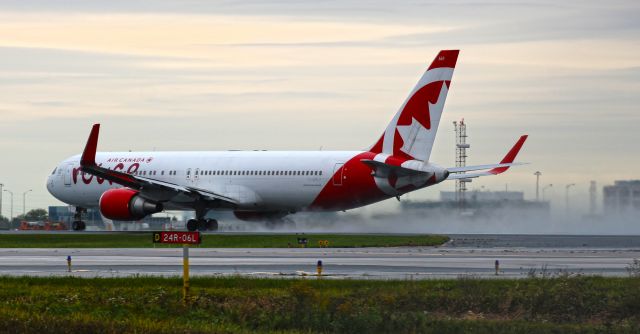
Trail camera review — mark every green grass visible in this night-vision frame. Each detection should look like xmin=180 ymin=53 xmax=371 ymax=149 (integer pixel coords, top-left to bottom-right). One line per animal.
xmin=0 ymin=233 xmax=449 ymax=248
xmin=0 ymin=276 xmax=639 ymax=333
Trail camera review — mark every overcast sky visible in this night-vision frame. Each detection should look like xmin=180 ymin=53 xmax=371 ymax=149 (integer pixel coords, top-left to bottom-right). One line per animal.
xmin=0 ymin=0 xmax=638 ymax=216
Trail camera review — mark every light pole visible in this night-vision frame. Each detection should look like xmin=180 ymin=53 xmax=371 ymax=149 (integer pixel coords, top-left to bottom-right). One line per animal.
xmin=0 ymin=183 xmax=3 ymax=218
xmin=565 ymin=183 xmax=575 ymax=216
xmin=22 ymin=189 xmax=32 ymax=218
xmin=542 ymin=184 xmax=553 ymax=201
xmin=534 ymin=171 xmax=542 ymax=201
xmin=4 ymin=190 xmax=13 ymax=227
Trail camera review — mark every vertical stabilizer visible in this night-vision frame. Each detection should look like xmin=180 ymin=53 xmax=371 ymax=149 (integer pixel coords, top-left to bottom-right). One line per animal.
xmin=370 ymin=50 xmax=459 ymax=162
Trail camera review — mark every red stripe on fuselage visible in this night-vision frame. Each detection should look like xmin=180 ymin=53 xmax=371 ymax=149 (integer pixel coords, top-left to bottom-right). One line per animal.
xmin=309 ymin=152 xmax=389 ymax=211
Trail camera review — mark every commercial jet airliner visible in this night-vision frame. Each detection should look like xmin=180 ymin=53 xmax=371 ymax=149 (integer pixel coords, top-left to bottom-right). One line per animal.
xmin=46 ymin=50 xmax=528 ymax=231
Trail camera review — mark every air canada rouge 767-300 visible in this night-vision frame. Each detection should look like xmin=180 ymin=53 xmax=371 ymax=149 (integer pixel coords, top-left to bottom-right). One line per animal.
xmin=46 ymin=50 xmax=528 ymax=231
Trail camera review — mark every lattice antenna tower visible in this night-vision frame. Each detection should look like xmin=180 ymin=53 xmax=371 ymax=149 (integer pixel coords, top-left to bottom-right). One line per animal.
xmin=453 ymin=119 xmax=470 ymax=206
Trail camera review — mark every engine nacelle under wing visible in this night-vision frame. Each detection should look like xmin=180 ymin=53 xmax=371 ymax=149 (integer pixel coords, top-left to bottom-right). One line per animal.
xmin=99 ymin=188 xmax=163 ymax=221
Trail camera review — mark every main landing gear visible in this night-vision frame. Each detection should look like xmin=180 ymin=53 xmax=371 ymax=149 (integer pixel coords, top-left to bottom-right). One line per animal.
xmin=72 ymin=207 xmax=87 ymax=231
xmin=186 ymin=218 xmax=218 ymax=232
xmin=186 ymin=202 xmax=219 ymax=231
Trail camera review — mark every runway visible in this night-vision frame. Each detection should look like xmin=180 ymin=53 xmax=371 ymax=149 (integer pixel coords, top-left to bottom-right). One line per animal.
xmin=2 ymin=235 xmax=639 ymax=279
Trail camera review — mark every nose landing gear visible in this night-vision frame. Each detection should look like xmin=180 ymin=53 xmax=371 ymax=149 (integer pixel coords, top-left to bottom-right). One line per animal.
xmin=72 ymin=207 xmax=87 ymax=231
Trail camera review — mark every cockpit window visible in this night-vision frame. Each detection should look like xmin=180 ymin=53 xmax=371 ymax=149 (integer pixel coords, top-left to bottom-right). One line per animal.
xmin=51 ymin=167 xmax=57 ymax=175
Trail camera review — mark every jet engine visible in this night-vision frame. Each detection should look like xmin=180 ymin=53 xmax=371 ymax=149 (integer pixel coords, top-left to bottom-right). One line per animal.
xmin=99 ymin=188 xmax=163 ymax=221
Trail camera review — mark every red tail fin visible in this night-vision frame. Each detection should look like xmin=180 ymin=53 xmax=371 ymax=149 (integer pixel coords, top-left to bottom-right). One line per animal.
xmin=370 ymin=50 xmax=459 ymax=162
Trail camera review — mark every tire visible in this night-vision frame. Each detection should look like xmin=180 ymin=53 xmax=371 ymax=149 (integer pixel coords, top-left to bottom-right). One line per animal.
xmin=186 ymin=219 xmax=198 ymax=232
xmin=72 ymin=221 xmax=86 ymax=231
xmin=196 ymin=219 xmax=208 ymax=231
xmin=206 ymin=219 xmax=219 ymax=231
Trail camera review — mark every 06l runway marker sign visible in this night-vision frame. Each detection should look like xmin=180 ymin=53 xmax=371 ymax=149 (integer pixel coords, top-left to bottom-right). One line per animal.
xmin=153 ymin=231 xmax=201 ymax=245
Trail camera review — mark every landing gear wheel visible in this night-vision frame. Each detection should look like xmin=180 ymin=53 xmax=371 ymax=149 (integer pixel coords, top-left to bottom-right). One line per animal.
xmin=186 ymin=219 xmax=198 ymax=232
xmin=72 ymin=220 xmax=86 ymax=231
xmin=205 ymin=219 xmax=219 ymax=231
xmin=196 ymin=219 xmax=208 ymax=231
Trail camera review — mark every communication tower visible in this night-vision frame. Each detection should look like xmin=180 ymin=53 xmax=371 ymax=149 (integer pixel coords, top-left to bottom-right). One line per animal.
xmin=453 ymin=119 xmax=471 ymax=206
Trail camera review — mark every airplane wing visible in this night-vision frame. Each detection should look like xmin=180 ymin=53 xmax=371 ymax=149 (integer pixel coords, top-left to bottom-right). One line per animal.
xmin=80 ymin=124 xmax=237 ymax=208
xmin=446 ymin=135 xmax=528 ymax=180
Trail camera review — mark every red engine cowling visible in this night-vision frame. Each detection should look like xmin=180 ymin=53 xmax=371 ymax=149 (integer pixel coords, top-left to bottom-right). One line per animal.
xmin=99 ymin=188 xmax=163 ymax=221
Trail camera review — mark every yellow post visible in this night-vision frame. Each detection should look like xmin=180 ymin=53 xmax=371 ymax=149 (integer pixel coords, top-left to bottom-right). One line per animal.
xmin=183 ymin=244 xmax=190 ymax=304
xmin=317 ymin=260 xmax=323 ymax=278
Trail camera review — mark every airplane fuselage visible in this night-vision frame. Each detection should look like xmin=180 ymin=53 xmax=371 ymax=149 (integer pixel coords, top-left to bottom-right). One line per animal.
xmin=47 ymin=150 xmax=446 ymax=215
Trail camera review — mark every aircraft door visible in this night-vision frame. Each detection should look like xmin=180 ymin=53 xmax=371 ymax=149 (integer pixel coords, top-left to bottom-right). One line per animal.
xmin=64 ymin=163 xmax=73 ymax=186
xmin=332 ymin=163 xmax=344 ymax=186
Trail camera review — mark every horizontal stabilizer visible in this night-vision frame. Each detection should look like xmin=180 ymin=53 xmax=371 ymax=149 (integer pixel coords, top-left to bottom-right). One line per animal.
xmin=447 ymin=162 xmax=526 ymax=173
xmin=446 ymin=135 xmax=528 ymax=180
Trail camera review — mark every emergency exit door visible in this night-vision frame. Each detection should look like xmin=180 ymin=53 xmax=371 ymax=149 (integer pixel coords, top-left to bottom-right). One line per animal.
xmin=332 ymin=163 xmax=344 ymax=186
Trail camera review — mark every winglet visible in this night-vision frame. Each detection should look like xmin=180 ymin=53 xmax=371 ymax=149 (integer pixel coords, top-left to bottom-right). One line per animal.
xmin=488 ymin=135 xmax=528 ymax=175
xmin=80 ymin=124 xmax=100 ymax=167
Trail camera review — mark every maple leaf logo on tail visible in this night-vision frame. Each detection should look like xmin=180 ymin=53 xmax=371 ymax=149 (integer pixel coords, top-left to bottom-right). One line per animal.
xmin=370 ymin=50 xmax=459 ymax=163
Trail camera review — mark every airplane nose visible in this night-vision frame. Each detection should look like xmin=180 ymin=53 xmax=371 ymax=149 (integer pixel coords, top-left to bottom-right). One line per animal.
xmin=46 ymin=175 xmax=53 ymax=193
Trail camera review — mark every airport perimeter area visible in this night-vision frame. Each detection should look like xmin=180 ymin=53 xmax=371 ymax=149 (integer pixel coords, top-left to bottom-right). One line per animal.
xmin=2 ymin=233 xmax=640 ymax=333
xmin=2 ymin=234 xmax=640 ymax=279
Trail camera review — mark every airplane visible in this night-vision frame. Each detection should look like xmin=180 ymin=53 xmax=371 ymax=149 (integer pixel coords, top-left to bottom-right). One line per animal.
xmin=46 ymin=50 xmax=528 ymax=231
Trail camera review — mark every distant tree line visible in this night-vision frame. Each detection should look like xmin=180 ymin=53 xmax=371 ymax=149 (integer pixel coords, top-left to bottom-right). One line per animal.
xmin=0 ymin=209 xmax=48 ymax=229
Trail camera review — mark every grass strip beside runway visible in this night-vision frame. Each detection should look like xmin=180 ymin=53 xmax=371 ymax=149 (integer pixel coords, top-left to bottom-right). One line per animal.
xmin=0 ymin=276 xmax=639 ymax=333
xmin=0 ymin=233 xmax=449 ymax=248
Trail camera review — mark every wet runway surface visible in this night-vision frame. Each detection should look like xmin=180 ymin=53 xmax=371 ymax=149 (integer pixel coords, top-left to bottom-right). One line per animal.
xmin=2 ymin=235 xmax=640 ymax=279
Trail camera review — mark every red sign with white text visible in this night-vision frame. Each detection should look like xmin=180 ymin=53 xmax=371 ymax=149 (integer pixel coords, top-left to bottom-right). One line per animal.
xmin=153 ymin=231 xmax=201 ymax=245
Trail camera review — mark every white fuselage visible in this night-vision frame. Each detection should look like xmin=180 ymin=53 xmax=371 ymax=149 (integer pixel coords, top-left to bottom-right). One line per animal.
xmin=47 ymin=150 xmax=365 ymax=213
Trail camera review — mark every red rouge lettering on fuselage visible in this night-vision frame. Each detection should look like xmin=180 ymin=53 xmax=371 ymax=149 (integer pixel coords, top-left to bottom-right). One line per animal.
xmin=72 ymin=163 xmax=140 ymax=185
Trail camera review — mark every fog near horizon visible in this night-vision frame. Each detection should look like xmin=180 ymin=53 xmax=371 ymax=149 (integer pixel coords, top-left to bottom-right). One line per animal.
xmin=0 ymin=1 xmax=638 ymax=227
xmin=232 ymin=208 xmax=640 ymax=236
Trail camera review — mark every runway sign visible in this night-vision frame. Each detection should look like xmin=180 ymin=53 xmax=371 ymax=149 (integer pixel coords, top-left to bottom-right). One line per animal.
xmin=153 ymin=231 xmax=201 ymax=245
